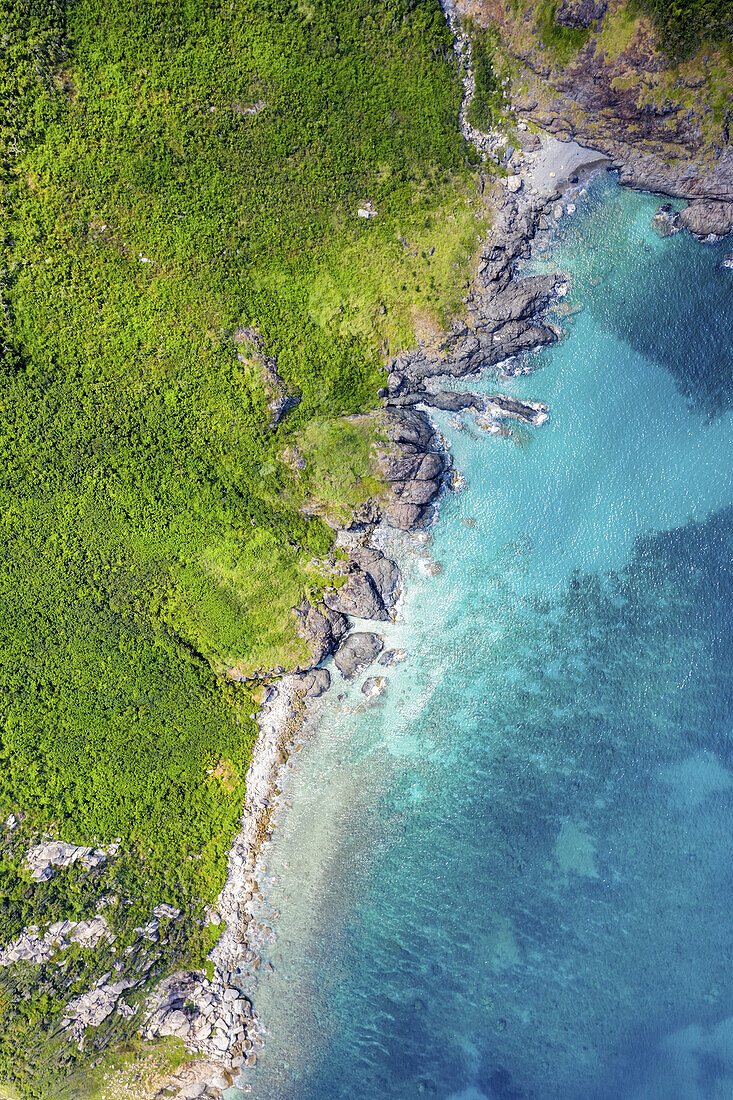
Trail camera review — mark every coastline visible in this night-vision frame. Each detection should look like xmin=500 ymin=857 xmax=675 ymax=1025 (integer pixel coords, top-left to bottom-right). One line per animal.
xmin=181 ymin=140 xmax=607 ymax=1100
xmin=141 ymin=12 xmax=733 ymax=1099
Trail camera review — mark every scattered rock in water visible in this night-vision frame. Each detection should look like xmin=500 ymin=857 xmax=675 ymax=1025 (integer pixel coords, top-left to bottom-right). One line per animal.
xmin=418 ymin=559 xmax=443 ymax=577
xmin=361 ymin=676 xmax=387 ymax=698
xmin=485 ymin=394 xmax=549 ymax=426
xmin=651 ymin=202 xmax=679 ymax=237
xmin=334 ymin=632 xmax=383 ymax=680
xmin=723 ymin=254 xmax=733 ymax=269
xmin=379 ymin=648 xmax=407 ymax=667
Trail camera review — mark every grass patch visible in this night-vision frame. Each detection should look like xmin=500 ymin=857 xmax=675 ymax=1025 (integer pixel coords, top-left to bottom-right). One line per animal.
xmin=536 ymin=0 xmax=591 ymax=62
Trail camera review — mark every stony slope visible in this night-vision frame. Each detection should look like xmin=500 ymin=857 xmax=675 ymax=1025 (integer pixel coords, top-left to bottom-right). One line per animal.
xmin=457 ymin=0 xmax=733 ymax=227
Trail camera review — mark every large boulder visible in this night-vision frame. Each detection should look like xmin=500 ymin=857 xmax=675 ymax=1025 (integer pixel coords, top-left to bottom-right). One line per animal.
xmin=292 ymin=600 xmax=348 ymax=667
xmin=291 ymin=668 xmax=331 ymax=698
xmin=323 ymin=568 xmax=388 ymax=621
xmin=348 ymin=547 xmax=401 ymax=609
xmin=334 ymin=633 xmax=383 ymax=680
xmin=384 ymin=501 xmax=434 ymax=531
xmin=677 ymin=200 xmax=733 ymax=238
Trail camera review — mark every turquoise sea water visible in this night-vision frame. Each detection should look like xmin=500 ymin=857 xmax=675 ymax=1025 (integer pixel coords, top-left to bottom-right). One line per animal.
xmin=239 ymin=176 xmax=733 ymax=1099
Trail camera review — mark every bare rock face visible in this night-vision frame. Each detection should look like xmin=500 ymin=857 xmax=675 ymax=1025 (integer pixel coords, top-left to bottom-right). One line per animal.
xmin=292 ymin=600 xmax=348 ymax=667
xmin=334 ymin=632 xmax=383 ymax=679
xmin=348 ymin=547 xmax=401 ymax=609
xmin=555 ymin=0 xmax=607 ymax=27
xmin=323 ymin=567 xmax=389 ymax=621
xmin=677 ymin=200 xmax=733 ymax=238
xmin=291 ymin=667 xmax=331 ymax=698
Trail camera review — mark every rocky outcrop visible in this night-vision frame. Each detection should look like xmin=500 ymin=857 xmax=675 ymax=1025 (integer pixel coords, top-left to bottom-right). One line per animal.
xmin=323 ymin=566 xmax=389 ymax=621
xmin=65 ymin=977 xmax=138 ymax=1043
xmin=25 ymin=838 xmax=118 ymax=882
xmin=555 ymin=0 xmax=607 ymax=27
xmin=233 ymin=326 xmax=301 ymax=428
xmin=334 ymin=632 xmax=384 ymax=679
xmin=383 ymin=190 xmax=566 ymax=410
xmin=676 ymin=200 xmax=733 ymax=238
xmin=291 ymin=599 xmax=348 ymax=667
xmin=485 ymin=394 xmax=549 ymax=425
xmin=370 ymin=407 xmax=449 ymax=531
xmin=347 ymin=546 xmax=401 ymax=608
xmin=0 ymin=916 xmax=114 ymax=966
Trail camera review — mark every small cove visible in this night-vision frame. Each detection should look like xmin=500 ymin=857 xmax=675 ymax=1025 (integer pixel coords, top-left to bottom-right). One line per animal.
xmin=236 ymin=175 xmax=733 ymax=1099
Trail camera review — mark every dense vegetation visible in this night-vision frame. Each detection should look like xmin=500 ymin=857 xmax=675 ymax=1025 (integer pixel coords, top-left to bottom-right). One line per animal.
xmin=0 ymin=0 xmax=482 ymax=1094
xmin=467 ymin=23 xmax=512 ymax=131
xmin=635 ymin=0 xmax=733 ymax=59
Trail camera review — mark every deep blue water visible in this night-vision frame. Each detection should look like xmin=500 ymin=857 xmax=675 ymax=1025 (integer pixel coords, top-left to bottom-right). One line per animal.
xmin=236 ymin=177 xmax=733 ymax=1100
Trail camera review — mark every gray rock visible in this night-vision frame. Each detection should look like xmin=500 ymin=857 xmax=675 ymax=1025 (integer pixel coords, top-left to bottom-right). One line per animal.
xmin=334 ymin=633 xmax=383 ymax=680
xmin=291 ymin=667 xmax=331 ymax=698
xmin=378 ymin=648 xmax=407 ymax=666
xmin=323 ymin=569 xmax=388 ymax=621
xmin=677 ymin=200 xmax=733 ymax=239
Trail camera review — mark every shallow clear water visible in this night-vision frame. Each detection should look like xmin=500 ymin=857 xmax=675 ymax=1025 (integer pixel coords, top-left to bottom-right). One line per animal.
xmin=238 ymin=177 xmax=733 ymax=1100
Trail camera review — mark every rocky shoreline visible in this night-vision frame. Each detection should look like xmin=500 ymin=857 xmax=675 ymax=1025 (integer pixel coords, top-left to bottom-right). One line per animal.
xmin=141 ymin=9 xmax=733 ymax=1098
